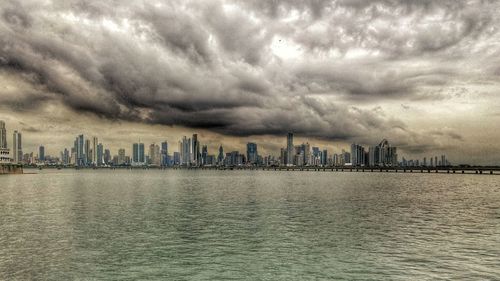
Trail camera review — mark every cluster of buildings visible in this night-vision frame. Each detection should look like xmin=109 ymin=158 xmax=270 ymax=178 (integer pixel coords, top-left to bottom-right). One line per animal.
xmin=0 ymin=120 xmax=452 ymax=168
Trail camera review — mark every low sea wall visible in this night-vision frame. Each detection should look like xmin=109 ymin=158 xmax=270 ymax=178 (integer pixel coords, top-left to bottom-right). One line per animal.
xmin=0 ymin=164 xmax=23 ymax=175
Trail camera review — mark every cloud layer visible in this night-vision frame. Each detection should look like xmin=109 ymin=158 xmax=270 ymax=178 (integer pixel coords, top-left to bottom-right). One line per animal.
xmin=1 ymin=0 xmax=500 ymax=162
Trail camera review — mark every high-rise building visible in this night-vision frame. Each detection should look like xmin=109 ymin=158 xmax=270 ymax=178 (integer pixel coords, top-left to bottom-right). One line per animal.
xmin=85 ymin=139 xmax=91 ymax=165
xmin=286 ymin=133 xmax=294 ymax=166
xmin=104 ymin=149 xmax=111 ymax=165
xmin=118 ymin=148 xmax=126 ymax=165
xmin=12 ymin=130 xmax=22 ymax=164
xmin=74 ymin=135 xmax=85 ymax=166
xmin=246 ymin=142 xmax=258 ymax=164
xmin=132 ymin=143 xmax=145 ymax=165
xmin=97 ymin=143 xmax=104 ymax=166
xmin=161 ymin=141 xmax=169 ymax=166
xmin=0 ymin=121 xmax=7 ymax=149
xmin=378 ymin=139 xmax=398 ymax=166
xmin=173 ymin=152 xmax=181 ymax=165
xmin=217 ymin=145 xmax=224 ymax=165
xmin=321 ymin=149 xmax=328 ymax=166
xmin=149 ymin=143 xmax=161 ymax=166
xmin=91 ymin=137 xmax=98 ymax=165
xmin=179 ymin=137 xmax=191 ymax=166
xmin=201 ymin=145 xmax=208 ymax=166
xmin=62 ymin=148 xmax=70 ymax=165
xmin=351 ymin=143 xmax=366 ymax=166
xmin=368 ymin=146 xmax=380 ymax=167
xmin=191 ymin=134 xmax=200 ymax=165
xmin=39 ymin=145 xmax=45 ymax=162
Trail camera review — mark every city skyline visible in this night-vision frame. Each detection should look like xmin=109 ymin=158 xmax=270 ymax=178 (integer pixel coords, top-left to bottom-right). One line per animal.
xmin=1 ymin=1 xmax=500 ymax=165
xmin=0 ymin=119 xmax=455 ymax=168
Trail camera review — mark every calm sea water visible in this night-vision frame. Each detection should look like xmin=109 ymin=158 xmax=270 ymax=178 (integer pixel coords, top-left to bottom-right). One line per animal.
xmin=1 ymin=169 xmax=499 ymax=280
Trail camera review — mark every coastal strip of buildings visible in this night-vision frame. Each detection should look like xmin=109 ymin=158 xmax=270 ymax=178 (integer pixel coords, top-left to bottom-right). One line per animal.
xmin=1 ymin=120 xmax=452 ymax=169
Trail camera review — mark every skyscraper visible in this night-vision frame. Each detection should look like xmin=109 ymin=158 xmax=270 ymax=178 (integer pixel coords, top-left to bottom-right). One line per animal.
xmin=179 ymin=136 xmax=191 ymax=166
xmin=351 ymin=143 xmax=366 ymax=166
xmin=191 ymin=134 xmax=200 ymax=165
xmin=12 ymin=130 xmax=22 ymax=164
xmin=201 ymin=145 xmax=208 ymax=165
xmin=39 ymin=145 xmax=45 ymax=162
xmin=132 ymin=143 xmax=145 ymax=165
xmin=217 ymin=145 xmax=224 ymax=165
xmin=0 ymin=121 xmax=7 ymax=149
xmin=97 ymin=143 xmax=104 ymax=166
xmin=92 ymin=137 xmax=98 ymax=165
xmin=85 ymin=139 xmax=91 ymax=165
xmin=246 ymin=142 xmax=258 ymax=164
xmin=104 ymin=149 xmax=111 ymax=165
xmin=118 ymin=148 xmax=126 ymax=165
xmin=161 ymin=141 xmax=169 ymax=166
xmin=75 ymin=135 xmax=85 ymax=166
xmin=286 ymin=133 xmax=294 ymax=166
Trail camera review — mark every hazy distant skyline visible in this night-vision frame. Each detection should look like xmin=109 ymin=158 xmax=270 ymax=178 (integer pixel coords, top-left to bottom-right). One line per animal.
xmin=1 ymin=0 xmax=500 ymax=164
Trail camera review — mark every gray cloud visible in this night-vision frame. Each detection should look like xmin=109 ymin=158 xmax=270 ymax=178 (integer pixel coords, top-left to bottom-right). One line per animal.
xmin=0 ymin=0 xmax=499 ymax=158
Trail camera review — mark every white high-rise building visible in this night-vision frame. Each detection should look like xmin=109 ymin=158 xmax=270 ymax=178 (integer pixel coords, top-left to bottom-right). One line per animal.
xmin=12 ymin=130 xmax=22 ymax=164
xmin=92 ymin=137 xmax=98 ymax=165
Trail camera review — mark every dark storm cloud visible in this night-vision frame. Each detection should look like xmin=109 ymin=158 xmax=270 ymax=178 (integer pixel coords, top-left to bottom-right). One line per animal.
xmin=0 ymin=0 xmax=498 ymax=151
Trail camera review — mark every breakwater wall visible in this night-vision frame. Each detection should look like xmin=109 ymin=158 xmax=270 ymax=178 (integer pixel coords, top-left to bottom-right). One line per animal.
xmin=0 ymin=164 xmax=23 ymax=175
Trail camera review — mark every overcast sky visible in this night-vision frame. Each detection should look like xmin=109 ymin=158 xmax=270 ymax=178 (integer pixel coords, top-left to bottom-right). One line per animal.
xmin=1 ymin=0 xmax=500 ymax=164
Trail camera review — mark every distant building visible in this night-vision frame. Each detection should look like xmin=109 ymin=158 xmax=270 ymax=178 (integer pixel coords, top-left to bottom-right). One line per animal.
xmin=97 ymin=143 xmax=104 ymax=166
xmin=104 ymin=149 xmax=111 ymax=165
xmin=39 ymin=145 xmax=45 ymax=162
xmin=201 ymin=145 xmax=208 ymax=166
xmin=191 ymin=134 xmax=200 ymax=166
xmin=12 ymin=130 xmax=22 ymax=164
xmin=85 ymin=139 xmax=91 ymax=165
xmin=350 ymin=143 xmax=365 ymax=166
xmin=118 ymin=148 xmax=126 ymax=165
xmin=286 ymin=133 xmax=294 ymax=166
xmin=91 ymin=137 xmax=98 ymax=166
xmin=246 ymin=142 xmax=258 ymax=165
xmin=0 ymin=121 xmax=7 ymax=149
xmin=217 ymin=145 xmax=224 ymax=165
xmin=132 ymin=143 xmax=145 ymax=166
xmin=161 ymin=141 xmax=169 ymax=166
xmin=179 ymin=137 xmax=191 ymax=166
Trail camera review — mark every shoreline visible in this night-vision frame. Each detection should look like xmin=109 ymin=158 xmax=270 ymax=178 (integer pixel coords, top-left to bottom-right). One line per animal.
xmin=20 ymin=166 xmax=500 ymax=175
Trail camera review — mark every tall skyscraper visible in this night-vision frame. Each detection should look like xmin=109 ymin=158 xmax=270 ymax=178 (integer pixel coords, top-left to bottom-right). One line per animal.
xmin=217 ymin=145 xmax=224 ymax=165
xmin=39 ymin=145 xmax=45 ymax=162
xmin=286 ymin=133 xmax=294 ymax=166
xmin=179 ymin=136 xmax=191 ymax=166
xmin=351 ymin=143 xmax=365 ymax=166
xmin=132 ymin=143 xmax=145 ymax=165
xmin=321 ymin=149 xmax=328 ymax=166
xmin=85 ymin=139 xmax=91 ymax=165
xmin=92 ymin=137 xmax=98 ymax=165
xmin=62 ymin=148 xmax=70 ymax=165
xmin=97 ymin=143 xmax=104 ymax=166
xmin=12 ymin=130 xmax=22 ymax=164
xmin=246 ymin=142 xmax=258 ymax=164
xmin=0 ymin=121 xmax=7 ymax=149
xmin=104 ymin=149 xmax=111 ymax=165
xmin=201 ymin=145 xmax=208 ymax=165
xmin=75 ymin=135 xmax=85 ymax=166
xmin=161 ymin=141 xmax=169 ymax=166
xmin=191 ymin=134 xmax=200 ymax=165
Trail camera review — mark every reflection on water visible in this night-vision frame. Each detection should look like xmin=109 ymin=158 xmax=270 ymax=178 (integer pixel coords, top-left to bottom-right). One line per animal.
xmin=1 ymin=169 xmax=499 ymax=280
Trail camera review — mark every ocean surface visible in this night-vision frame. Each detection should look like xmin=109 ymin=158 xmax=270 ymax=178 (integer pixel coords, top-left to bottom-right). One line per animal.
xmin=1 ymin=169 xmax=499 ymax=280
